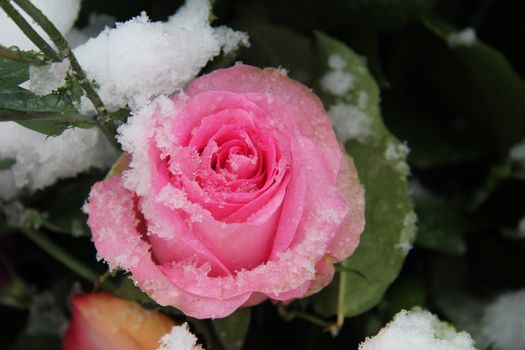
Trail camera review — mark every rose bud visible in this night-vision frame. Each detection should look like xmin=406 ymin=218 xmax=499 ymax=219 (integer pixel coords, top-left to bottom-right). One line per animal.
xmin=63 ymin=292 xmax=176 ymax=350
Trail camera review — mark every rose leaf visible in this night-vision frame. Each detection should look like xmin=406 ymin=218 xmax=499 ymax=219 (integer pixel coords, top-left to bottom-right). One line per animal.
xmin=211 ymin=308 xmax=251 ymax=350
xmin=311 ymin=32 xmax=417 ymax=318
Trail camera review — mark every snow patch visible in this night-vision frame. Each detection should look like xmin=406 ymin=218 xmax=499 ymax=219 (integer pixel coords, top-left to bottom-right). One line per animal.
xmin=359 ymin=309 xmax=476 ymax=350
xmin=385 ymin=140 xmax=410 ymax=175
xmin=481 ymin=290 xmax=525 ymax=350
xmin=320 ymin=54 xmax=354 ymax=96
xmin=157 ymin=323 xmax=203 ymax=350
xmin=0 ymin=0 xmax=80 ymax=50
xmin=396 ymin=212 xmax=417 ymax=255
xmin=328 ymin=102 xmax=372 ymax=143
xmin=448 ymin=28 xmax=477 ymax=48
xmin=70 ymin=0 xmax=249 ymax=112
xmin=0 ymin=123 xmax=116 ymax=200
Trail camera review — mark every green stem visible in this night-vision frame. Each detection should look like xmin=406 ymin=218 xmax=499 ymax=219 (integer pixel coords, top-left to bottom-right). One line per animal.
xmin=0 ymin=44 xmax=45 ymax=65
xmin=11 ymin=0 xmax=120 ymax=151
xmin=21 ymin=228 xmax=99 ymax=283
xmin=336 ymin=271 xmax=347 ymax=331
xmin=0 ymin=0 xmax=59 ymax=61
xmin=277 ymin=304 xmax=339 ymax=335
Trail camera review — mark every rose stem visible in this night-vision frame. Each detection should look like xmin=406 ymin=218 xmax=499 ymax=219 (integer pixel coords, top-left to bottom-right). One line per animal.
xmin=0 ymin=44 xmax=46 ymax=65
xmin=0 ymin=1 xmax=59 ymax=61
xmin=21 ymin=228 xmax=99 ymax=284
xmin=2 ymin=0 xmax=120 ymax=151
xmin=277 ymin=303 xmax=340 ymax=336
xmin=336 ymin=271 xmax=347 ymax=331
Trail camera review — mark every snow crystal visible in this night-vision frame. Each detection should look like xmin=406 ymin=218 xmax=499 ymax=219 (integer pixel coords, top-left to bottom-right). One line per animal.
xmin=70 ymin=0 xmax=249 ymax=113
xmin=327 ymin=102 xmax=372 ymax=143
xmin=448 ymin=28 xmax=477 ymax=48
xmin=395 ymin=212 xmax=417 ymax=255
xmin=320 ymin=53 xmax=355 ymax=96
xmin=157 ymin=323 xmax=203 ymax=350
xmin=481 ymin=290 xmax=525 ymax=350
xmin=320 ymin=70 xmax=354 ymax=96
xmin=385 ymin=140 xmax=410 ymax=175
xmin=359 ymin=309 xmax=476 ymax=350
xmin=0 ymin=0 xmax=80 ymax=51
xmin=0 ymin=122 xmax=116 ymax=200
xmin=327 ymin=54 xmax=347 ymax=70
xmin=509 ymin=139 xmax=525 ymax=163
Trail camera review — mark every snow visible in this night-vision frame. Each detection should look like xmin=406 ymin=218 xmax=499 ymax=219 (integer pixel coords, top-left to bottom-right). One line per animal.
xmin=509 ymin=139 xmax=525 ymax=163
xmin=327 ymin=102 xmax=372 ymax=143
xmin=320 ymin=70 xmax=354 ymax=96
xmin=157 ymin=323 xmax=203 ymax=350
xmin=320 ymin=54 xmax=354 ymax=96
xmin=359 ymin=309 xmax=476 ymax=350
xmin=0 ymin=0 xmax=81 ymax=51
xmin=69 ymin=0 xmax=249 ymax=113
xmin=28 ymin=59 xmax=69 ymax=96
xmin=385 ymin=140 xmax=410 ymax=175
xmin=327 ymin=54 xmax=347 ymax=70
xmin=481 ymin=290 xmax=525 ymax=350
xmin=396 ymin=212 xmax=417 ymax=255
xmin=448 ymin=28 xmax=477 ymax=48
xmin=0 ymin=122 xmax=116 ymax=200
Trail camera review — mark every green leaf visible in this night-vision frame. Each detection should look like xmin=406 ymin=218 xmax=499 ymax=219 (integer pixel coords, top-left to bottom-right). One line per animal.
xmin=211 ymin=308 xmax=251 ymax=350
xmin=422 ymin=16 xmax=525 ymax=153
xmin=0 ymin=87 xmax=93 ymax=136
xmin=0 ymin=158 xmax=16 ymax=170
xmin=0 ymin=57 xmax=29 ymax=87
xmin=236 ymin=24 xmax=315 ymax=85
xmin=311 ymin=32 xmax=416 ymax=317
xmin=112 ymin=277 xmax=155 ymax=305
xmin=413 ymin=187 xmax=467 ymax=255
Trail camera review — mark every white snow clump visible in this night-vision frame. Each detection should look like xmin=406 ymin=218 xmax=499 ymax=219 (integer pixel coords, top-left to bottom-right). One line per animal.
xmin=448 ymin=28 xmax=477 ymax=48
xmin=328 ymin=102 xmax=372 ymax=143
xmin=320 ymin=54 xmax=354 ymax=96
xmin=0 ymin=123 xmax=116 ymax=200
xmin=481 ymin=289 xmax=525 ymax=350
xmin=0 ymin=0 xmax=80 ymax=51
xmin=157 ymin=323 xmax=203 ymax=350
xmin=71 ymin=0 xmax=249 ymax=112
xmin=359 ymin=309 xmax=476 ymax=350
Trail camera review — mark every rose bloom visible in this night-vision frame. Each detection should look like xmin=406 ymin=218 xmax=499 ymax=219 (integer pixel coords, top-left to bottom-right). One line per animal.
xmin=63 ymin=292 xmax=176 ymax=350
xmin=87 ymin=64 xmax=365 ymax=318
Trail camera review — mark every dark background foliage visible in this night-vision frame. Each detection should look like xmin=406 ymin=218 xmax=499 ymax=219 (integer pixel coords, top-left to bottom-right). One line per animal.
xmin=1 ymin=0 xmax=525 ymax=349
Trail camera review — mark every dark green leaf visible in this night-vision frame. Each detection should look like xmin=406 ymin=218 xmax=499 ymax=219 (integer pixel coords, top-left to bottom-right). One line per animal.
xmin=422 ymin=16 xmax=525 ymax=153
xmin=237 ymin=24 xmax=315 ymax=85
xmin=211 ymin=308 xmax=251 ymax=350
xmin=0 ymin=57 xmax=29 ymax=87
xmin=0 ymin=158 xmax=16 ymax=170
xmin=112 ymin=277 xmax=155 ymax=305
xmin=0 ymin=87 xmax=92 ymax=136
xmin=311 ymin=32 xmax=416 ymax=317
xmin=414 ymin=187 xmax=467 ymax=255
xmin=26 ymin=171 xmax=105 ymax=237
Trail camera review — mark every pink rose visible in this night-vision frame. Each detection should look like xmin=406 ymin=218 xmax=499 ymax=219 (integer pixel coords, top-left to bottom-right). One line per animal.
xmin=87 ymin=64 xmax=365 ymax=318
